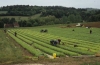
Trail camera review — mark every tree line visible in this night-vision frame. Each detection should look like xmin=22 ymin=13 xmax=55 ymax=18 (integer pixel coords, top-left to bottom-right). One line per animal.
xmin=0 ymin=14 xmax=82 ymax=28
xmin=0 ymin=5 xmax=100 ymax=28
xmin=0 ymin=18 xmax=16 ymax=28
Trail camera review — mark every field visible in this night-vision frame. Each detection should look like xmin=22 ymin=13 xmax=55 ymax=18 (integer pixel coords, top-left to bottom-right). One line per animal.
xmin=0 ymin=25 xmax=100 ymax=65
xmin=0 ymin=14 xmax=41 ymax=21
xmin=0 ymin=11 xmax=7 ymax=14
xmin=0 ymin=29 xmax=36 ymax=65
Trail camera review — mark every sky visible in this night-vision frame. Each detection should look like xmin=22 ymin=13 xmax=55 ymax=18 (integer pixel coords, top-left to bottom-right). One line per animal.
xmin=0 ymin=0 xmax=100 ymax=9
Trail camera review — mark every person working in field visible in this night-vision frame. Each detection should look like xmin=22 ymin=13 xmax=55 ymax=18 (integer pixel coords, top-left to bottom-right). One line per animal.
xmin=50 ymin=39 xmax=61 ymax=46
xmin=4 ymin=29 xmax=7 ymax=33
xmin=72 ymin=29 xmax=75 ymax=31
xmin=90 ymin=29 xmax=92 ymax=34
xmin=14 ymin=32 xmax=17 ymax=37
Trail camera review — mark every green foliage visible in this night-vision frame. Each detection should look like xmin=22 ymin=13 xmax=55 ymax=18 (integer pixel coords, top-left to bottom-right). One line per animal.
xmin=23 ymin=30 xmax=95 ymax=55
xmin=10 ymin=18 xmax=16 ymax=23
xmin=0 ymin=11 xmax=7 ymax=14
xmin=0 ymin=18 xmax=16 ymax=28
xmin=10 ymin=29 xmax=65 ymax=57
xmin=88 ymin=14 xmax=100 ymax=22
xmin=8 ymin=31 xmax=43 ymax=57
xmin=0 ymin=30 xmax=24 ymax=63
xmin=68 ymin=14 xmax=76 ymax=23
xmin=8 ymin=27 xmax=100 ymax=57
xmin=61 ymin=16 xmax=67 ymax=24
xmin=75 ymin=15 xmax=82 ymax=22
xmin=0 ymin=5 xmax=100 ymax=25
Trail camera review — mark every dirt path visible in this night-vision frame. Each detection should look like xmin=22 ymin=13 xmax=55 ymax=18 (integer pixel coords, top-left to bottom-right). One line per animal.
xmin=14 ymin=64 xmax=44 ymax=65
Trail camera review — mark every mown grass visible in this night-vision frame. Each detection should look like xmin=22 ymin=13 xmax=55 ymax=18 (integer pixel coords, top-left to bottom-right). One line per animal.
xmin=0 ymin=29 xmax=26 ymax=64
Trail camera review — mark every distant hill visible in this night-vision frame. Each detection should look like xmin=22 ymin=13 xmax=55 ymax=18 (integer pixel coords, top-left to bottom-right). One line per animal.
xmin=86 ymin=8 xmax=100 ymax=11
xmin=0 ymin=5 xmax=100 ymax=28
xmin=0 ymin=11 xmax=7 ymax=14
xmin=0 ymin=5 xmax=86 ymax=17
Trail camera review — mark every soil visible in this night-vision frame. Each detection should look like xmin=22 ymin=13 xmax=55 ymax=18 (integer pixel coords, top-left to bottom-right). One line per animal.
xmin=13 ymin=57 xmax=100 ymax=65
xmin=60 ymin=22 xmax=100 ymax=28
xmin=83 ymin=22 xmax=100 ymax=28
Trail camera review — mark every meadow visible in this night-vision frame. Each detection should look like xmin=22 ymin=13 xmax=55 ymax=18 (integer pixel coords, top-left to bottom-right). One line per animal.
xmin=0 ymin=14 xmax=41 ymax=21
xmin=0 ymin=11 xmax=7 ymax=14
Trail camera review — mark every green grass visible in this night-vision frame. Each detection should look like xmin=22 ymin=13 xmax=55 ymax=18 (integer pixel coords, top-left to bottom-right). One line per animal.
xmin=0 ymin=11 xmax=7 ymax=14
xmin=8 ymin=31 xmax=43 ymax=57
xmin=0 ymin=29 xmax=25 ymax=64
xmin=0 ymin=14 xmax=41 ymax=21
xmin=0 ymin=25 xmax=100 ymax=65
xmin=8 ymin=26 xmax=100 ymax=57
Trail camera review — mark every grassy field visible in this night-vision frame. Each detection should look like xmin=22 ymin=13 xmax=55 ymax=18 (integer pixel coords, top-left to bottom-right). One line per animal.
xmin=0 ymin=14 xmax=41 ymax=21
xmin=0 ymin=29 xmax=22 ymax=63
xmin=0 ymin=11 xmax=7 ymax=14
xmin=0 ymin=29 xmax=35 ymax=64
xmin=0 ymin=25 xmax=100 ymax=65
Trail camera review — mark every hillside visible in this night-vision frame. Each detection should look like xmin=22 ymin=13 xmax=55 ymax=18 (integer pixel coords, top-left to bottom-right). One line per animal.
xmin=0 ymin=14 xmax=41 ymax=21
xmin=0 ymin=5 xmax=100 ymax=28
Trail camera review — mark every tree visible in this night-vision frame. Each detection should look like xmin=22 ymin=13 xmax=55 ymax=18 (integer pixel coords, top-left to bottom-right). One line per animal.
xmin=68 ymin=14 xmax=75 ymax=23
xmin=75 ymin=15 xmax=82 ymax=22
xmin=22 ymin=20 xmax=27 ymax=27
xmin=0 ymin=21 xmax=4 ymax=28
xmin=10 ymin=18 xmax=16 ymax=23
xmin=18 ymin=20 xmax=23 ymax=27
xmin=26 ymin=22 xmax=32 ymax=27
xmin=34 ymin=22 xmax=38 ymax=26
xmin=1 ymin=18 xmax=10 ymax=24
xmin=39 ymin=18 xmax=45 ymax=25
xmin=61 ymin=16 xmax=67 ymax=24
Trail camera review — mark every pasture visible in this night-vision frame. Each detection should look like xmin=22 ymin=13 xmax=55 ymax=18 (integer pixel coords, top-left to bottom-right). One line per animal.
xmin=0 ymin=29 xmax=25 ymax=64
xmin=0 ymin=25 xmax=100 ymax=65
xmin=0 ymin=11 xmax=7 ymax=14
xmin=0 ymin=14 xmax=41 ymax=21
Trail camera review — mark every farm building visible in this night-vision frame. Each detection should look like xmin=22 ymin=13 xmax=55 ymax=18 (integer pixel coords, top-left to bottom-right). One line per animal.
xmin=13 ymin=22 xmax=19 ymax=27
xmin=4 ymin=22 xmax=19 ymax=28
xmin=76 ymin=23 xmax=83 ymax=27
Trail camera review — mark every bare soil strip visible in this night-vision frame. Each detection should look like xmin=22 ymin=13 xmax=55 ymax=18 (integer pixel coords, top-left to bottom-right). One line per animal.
xmin=14 ymin=64 xmax=44 ymax=65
